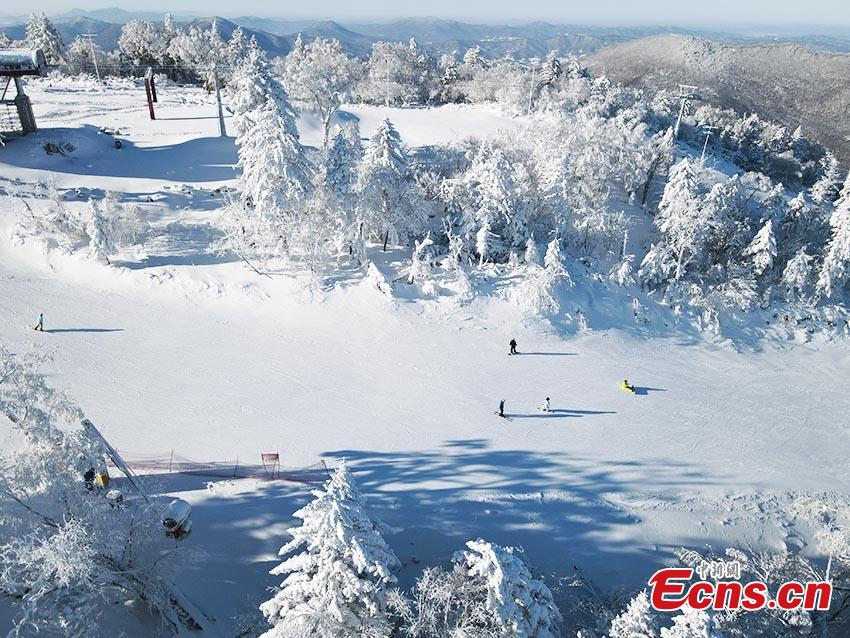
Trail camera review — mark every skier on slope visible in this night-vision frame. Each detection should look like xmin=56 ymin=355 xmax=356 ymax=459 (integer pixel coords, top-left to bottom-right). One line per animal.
xmin=509 ymin=338 xmax=518 ymax=355
xmin=540 ymin=397 xmax=551 ymax=412
xmin=621 ymin=379 xmax=636 ymax=393
xmin=34 ymin=312 xmax=44 ymax=331
xmin=498 ymin=399 xmax=506 ymax=417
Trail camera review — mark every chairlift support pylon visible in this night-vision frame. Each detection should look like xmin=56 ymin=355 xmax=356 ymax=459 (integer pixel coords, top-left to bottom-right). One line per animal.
xmin=674 ymin=83 xmax=699 ymax=139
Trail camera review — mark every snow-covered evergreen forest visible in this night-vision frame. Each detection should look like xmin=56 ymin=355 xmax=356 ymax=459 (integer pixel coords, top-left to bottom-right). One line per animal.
xmin=7 ymin=12 xmax=849 ymax=337
xmin=2 ymin=9 xmax=850 ymax=638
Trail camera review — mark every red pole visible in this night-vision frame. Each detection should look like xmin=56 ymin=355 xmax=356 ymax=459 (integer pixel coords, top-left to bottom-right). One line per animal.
xmin=144 ymin=67 xmax=156 ymax=120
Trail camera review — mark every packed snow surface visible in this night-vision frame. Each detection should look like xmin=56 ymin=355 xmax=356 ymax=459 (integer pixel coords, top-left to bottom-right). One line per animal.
xmin=1 ymin=78 xmax=848 ymax=634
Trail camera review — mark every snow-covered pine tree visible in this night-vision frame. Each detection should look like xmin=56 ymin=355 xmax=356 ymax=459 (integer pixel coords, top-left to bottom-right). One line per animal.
xmin=260 ymin=460 xmax=400 ymax=637
xmin=438 ymin=53 xmax=463 ymax=103
xmin=638 ymin=243 xmax=677 ymax=289
xmin=538 ymin=52 xmax=563 ymax=90
xmin=65 ymin=35 xmax=109 ymax=76
xmin=341 ymin=118 xmax=364 ymax=157
xmin=461 ymin=60 xmax=530 ymax=112
xmin=282 ymin=37 xmax=357 ymax=149
xmin=236 ymin=96 xmax=311 ymax=217
xmin=525 ymin=235 xmax=541 ymax=266
xmin=314 ymin=130 xmax=362 ymax=257
xmin=453 ymin=539 xmax=562 ymax=638
xmin=656 ymin=158 xmax=703 ymax=281
xmin=460 ymin=143 xmax=529 ymax=263
xmin=779 ymin=192 xmax=827 ymax=262
xmin=25 ymin=12 xmax=65 ymax=64
xmin=609 ymin=231 xmax=636 ymax=287
xmin=744 ymin=219 xmax=777 ymax=277
xmin=293 ymin=185 xmax=345 ymax=284
xmin=440 ymin=223 xmax=473 ymax=296
xmin=782 ymin=248 xmax=814 ymax=301
xmin=288 ymin=32 xmax=305 ymax=65
xmin=203 ymin=19 xmax=228 ymax=85
xmin=156 ymin=13 xmax=182 ymax=75
xmin=816 ymin=182 xmax=850 ymax=299
xmin=476 ymin=222 xmax=494 ymax=267
xmin=356 ymin=118 xmax=426 ymax=245
xmin=85 ymin=199 xmax=116 ymax=264
xmin=462 ymin=45 xmax=486 ymax=73
xmin=228 ymin=42 xmax=283 ymax=134
xmin=226 ymin=26 xmax=251 ymax=69
xmin=321 ymin=130 xmax=359 ymax=200
xmin=544 ymin=237 xmax=567 ymax=277
xmin=99 ymin=191 xmax=151 ymax=249
xmin=292 ymin=126 xmax=366 ymax=271
xmin=639 ymin=127 xmax=675 ymax=207
xmin=117 ymin=19 xmax=163 ymax=67
xmin=836 ymin=170 xmax=850 ymax=210
xmin=357 ymin=41 xmax=425 ymax=106
xmin=512 ymin=238 xmax=571 ymax=316
xmin=811 ymin=152 xmax=842 ymax=206
xmin=222 ymin=45 xmax=312 ymax=262
xmin=407 ymin=232 xmax=434 ymax=284
xmin=166 ymin=20 xmax=228 ymax=89
xmin=532 ymin=51 xmax=565 ymax=111
xmin=608 ymin=590 xmax=660 ymax=638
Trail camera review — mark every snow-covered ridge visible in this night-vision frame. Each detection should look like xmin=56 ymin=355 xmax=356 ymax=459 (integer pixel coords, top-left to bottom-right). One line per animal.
xmin=584 ymin=33 xmax=850 ymax=166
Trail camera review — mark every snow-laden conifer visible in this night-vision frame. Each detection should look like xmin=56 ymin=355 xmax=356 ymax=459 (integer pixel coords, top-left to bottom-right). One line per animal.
xmin=260 ymin=461 xmax=400 ymax=638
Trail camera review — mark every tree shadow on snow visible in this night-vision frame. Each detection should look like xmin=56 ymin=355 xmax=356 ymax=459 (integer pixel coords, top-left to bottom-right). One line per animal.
xmin=322 ymin=439 xmax=729 ymax=591
xmin=119 ymin=473 xmax=317 ymax=636
xmin=0 ymin=125 xmax=237 ymax=183
xmin=116 ymin=439 xmax=731 ymax=633
xmin=113 ymin=223 xmax=239 ymax=270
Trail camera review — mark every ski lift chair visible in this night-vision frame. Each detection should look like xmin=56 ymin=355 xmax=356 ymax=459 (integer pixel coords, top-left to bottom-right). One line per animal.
xmin=163 ymin=498 xmax=193 ymax=539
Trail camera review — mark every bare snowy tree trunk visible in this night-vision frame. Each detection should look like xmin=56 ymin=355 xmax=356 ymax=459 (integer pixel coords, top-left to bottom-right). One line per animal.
xmin=323 ymin=111 xmax=333 ymax=150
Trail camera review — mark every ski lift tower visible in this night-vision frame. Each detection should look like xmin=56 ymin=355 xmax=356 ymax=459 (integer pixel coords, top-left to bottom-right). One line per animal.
xmin=0 ymin=48 xmax=46 ymax=137
xmin=700 ymin=124 xmax=719 ymax=161
xmin=673 ymin=84 xmax=699 ymax=139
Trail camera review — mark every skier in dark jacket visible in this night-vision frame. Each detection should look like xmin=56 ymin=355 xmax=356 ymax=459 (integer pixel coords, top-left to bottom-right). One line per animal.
xmin=509 ymin=338 xmax=517 ymax=355
xmin=499 ymin=399 xmax=505 ymax=417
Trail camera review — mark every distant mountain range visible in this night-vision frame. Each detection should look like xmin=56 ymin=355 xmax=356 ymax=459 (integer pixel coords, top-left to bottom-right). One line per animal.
xmin=0 ymin=8 xmax=206 ymax=26
xmin=3 ymin=11 xmax=848 ymax=164
xmin=2 ymin=11 xmax=850 ymax=59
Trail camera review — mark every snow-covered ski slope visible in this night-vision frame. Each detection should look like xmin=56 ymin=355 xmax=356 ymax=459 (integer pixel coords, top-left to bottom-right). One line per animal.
xmin=2 ymin=78 xmax=849 ymax=634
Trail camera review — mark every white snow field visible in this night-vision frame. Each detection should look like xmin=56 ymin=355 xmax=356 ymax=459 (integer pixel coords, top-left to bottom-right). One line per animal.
xmin=2 ymin=78 xmax=850 ymax=634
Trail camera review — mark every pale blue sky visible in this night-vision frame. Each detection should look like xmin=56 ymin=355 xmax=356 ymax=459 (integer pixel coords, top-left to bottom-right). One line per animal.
xmin=25 ymin=0 xmax=850 ymax=27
